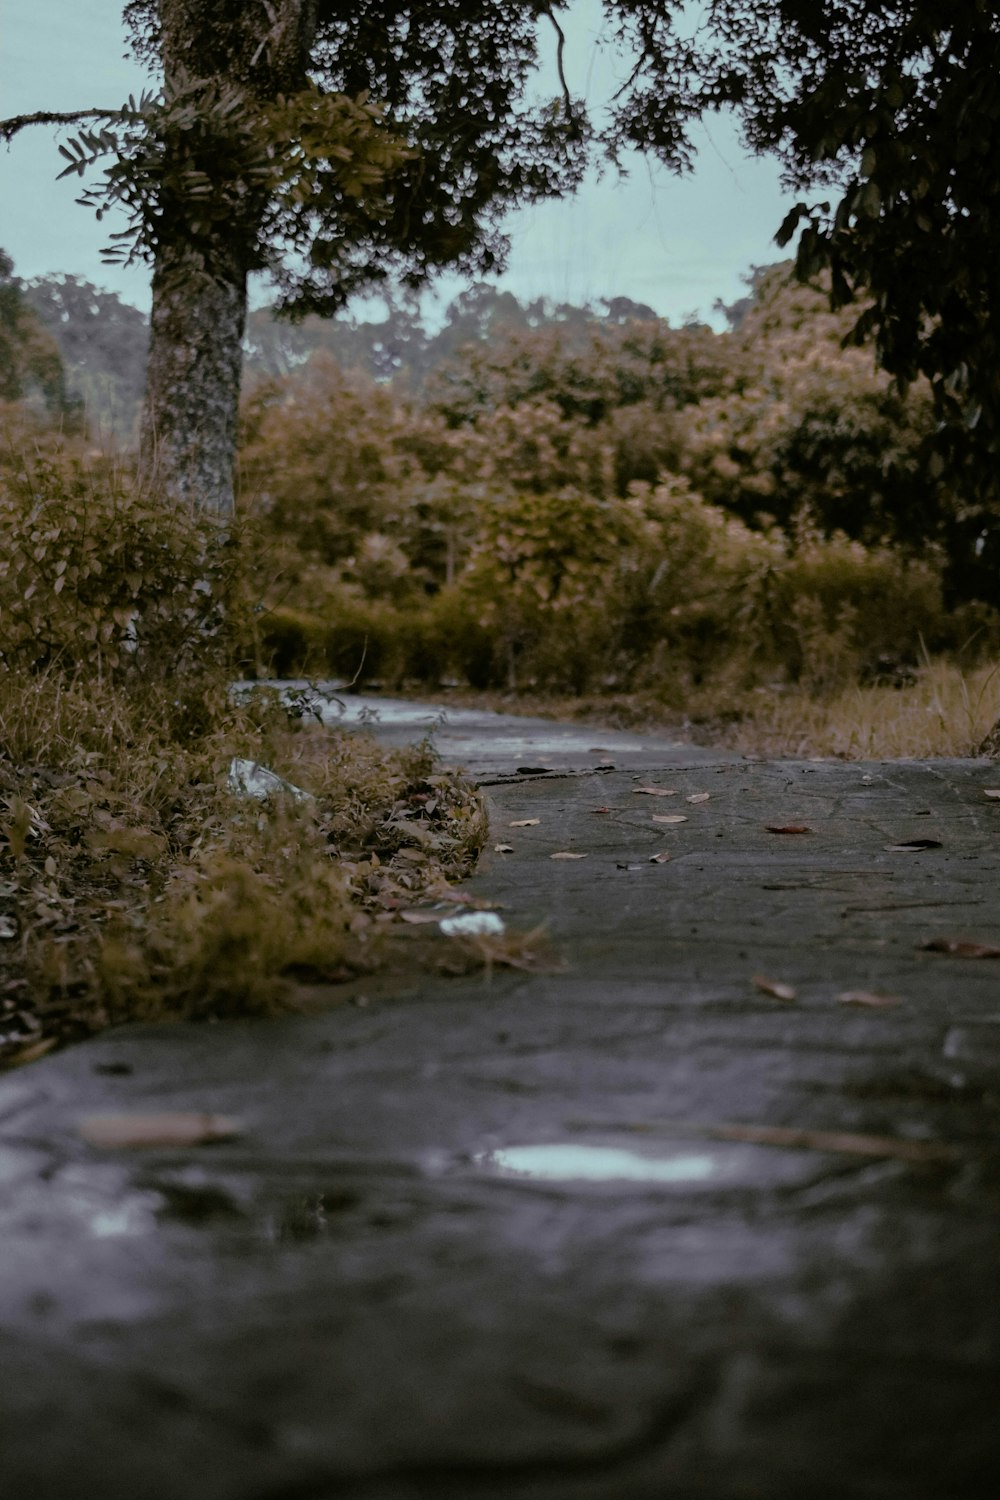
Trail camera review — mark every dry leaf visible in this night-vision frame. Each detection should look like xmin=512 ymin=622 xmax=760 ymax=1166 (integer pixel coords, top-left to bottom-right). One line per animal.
xmin=711 ymin=1122 xmax=957 ymax=1163
xmin=509 ymin=818 xmax=540 ymax=828
xmin=591 ymin=806 xmax=611 ymax=815
xmin=883 ymin=839 xmax=942 ymax=852
xmin=632 ymin=786 xmax=677 ymax=797
xmin=79 ymin=1112 xmax=244 ymax=1149
xmin=765 ymin=824 xmax=813 ymax=835
xmin=837 ymin=989 xmax=904 ymax=1008
xmin=652 ymin=813 xmax=687 ymax=824
xmin=983 ymin=789 xmax=1000 ymax=799
xmin=4 ymin=1036 xmax=58 ymax=1067
xmin=493 ymin=843 xmax=515 ymax=853
xmin=399 ymin=908 xmax=447 ymax=924
xmin=686 ymin=792 xmax=710 ymax=804
xmin=649 ymin=851 xmax=672 ymax=864
xmin=753 ymin=974 xmax=797 ymax=1002
xmin=550 ymin=851 xmax=588 ymax=860
xmin=921 ymin=937 xmax=1000 ymax=958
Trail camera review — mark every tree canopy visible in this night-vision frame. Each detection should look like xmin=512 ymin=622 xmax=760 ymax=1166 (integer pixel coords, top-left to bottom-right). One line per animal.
xmin=686 ymin=2 xmax=1000 ymax=508
xmin=4 ymin=2 xmax=1000 ymax=519
xmin=0 ymin=251 xmax=73 ymax=416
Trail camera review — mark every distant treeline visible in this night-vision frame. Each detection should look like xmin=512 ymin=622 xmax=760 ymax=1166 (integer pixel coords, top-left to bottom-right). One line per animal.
xmin=2 ymin=246 xmax=680 ymax=443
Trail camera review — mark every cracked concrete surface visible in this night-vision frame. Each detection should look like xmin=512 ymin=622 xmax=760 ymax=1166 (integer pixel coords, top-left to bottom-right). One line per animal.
xmin=1 ymin=702 xmax=999 ymax=1498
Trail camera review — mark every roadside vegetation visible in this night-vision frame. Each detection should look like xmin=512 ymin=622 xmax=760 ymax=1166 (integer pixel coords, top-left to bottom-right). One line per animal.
xmin=4 ymin=253 xmax=1000 ymax=1064
xmin=0 ymin=375 xmax=490 ymax=1068
xmin=232 ymin=265 xmax=1000 ymax=756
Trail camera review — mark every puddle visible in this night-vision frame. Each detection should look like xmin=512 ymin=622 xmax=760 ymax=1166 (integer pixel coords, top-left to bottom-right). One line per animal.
xmin=474 ymin=1139 xmax=826 ymax=1191
xmin=476 ymin=1143 xmax=718 ymax=1184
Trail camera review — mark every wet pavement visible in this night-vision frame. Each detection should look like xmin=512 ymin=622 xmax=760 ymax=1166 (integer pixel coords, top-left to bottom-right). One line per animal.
xmin=2 ymin=698 xmax=1000 ymax=1498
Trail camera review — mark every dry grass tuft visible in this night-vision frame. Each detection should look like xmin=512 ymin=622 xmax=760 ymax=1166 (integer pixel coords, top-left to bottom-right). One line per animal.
xmin=714 ymin=659 xmax=1000 ymax=760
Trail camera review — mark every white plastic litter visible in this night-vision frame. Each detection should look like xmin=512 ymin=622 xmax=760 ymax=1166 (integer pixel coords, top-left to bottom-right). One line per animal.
xmin=439 ymin=911 xmax=506 ymax=938
xmin=227 ymin=758 xmax=313 ymax=803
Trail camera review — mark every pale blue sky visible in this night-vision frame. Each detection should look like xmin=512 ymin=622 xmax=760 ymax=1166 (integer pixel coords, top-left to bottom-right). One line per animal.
xmin=0 ymin=1 xmax=794 ymax=324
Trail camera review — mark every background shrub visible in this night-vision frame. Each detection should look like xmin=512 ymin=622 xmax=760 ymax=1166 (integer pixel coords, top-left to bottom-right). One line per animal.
xmin=0 ymin=444 xmax=254 ymax=685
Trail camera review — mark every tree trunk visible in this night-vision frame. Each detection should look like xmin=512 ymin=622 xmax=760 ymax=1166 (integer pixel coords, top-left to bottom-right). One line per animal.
xmin=138 ymin=1 xmax=319 ymax=515
xmin=140 ymin=243 xmax=248 ymax=516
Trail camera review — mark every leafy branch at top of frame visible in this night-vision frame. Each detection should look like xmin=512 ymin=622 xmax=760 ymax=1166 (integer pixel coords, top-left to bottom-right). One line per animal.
xmin=6 ymin=75 xmax=413 ymax=275
xmin=0 ymin=96 xmax=157 ymax=146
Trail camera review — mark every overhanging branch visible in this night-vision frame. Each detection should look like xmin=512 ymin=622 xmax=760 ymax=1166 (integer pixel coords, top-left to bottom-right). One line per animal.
xmin=0 ymin=107 xmax=133 ymax=145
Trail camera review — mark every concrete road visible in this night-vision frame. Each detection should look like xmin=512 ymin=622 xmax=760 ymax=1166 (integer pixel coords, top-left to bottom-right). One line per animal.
xmin=1 ymin=702 xmax=999 ymax=1498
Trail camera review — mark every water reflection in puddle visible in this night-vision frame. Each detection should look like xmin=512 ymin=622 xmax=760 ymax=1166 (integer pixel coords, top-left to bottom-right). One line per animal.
xmin=89 ymin=1202 xmax=154 ymax=1239
xmin=476 ymin=1144 xmax=718 ymax=1184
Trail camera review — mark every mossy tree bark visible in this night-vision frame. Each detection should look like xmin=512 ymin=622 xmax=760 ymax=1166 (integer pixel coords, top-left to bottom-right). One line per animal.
xmin=140 ymin=244 xmax=248 ymax=516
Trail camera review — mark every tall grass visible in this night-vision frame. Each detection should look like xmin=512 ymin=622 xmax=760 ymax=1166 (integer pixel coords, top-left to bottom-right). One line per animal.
xmin=718 ymin=659 xmax=1000 ymax=759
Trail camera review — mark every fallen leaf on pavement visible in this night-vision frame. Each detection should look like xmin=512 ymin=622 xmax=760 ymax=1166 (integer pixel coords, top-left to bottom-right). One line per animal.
xmin=632 ymin=786 xmax=677 ymax=797
xmin=920 ymin=937 xmax=1000 ymax=958
xmin=884 ymin=839 xmax=943 ymax=851
xmin=765 ymin=824 xmax=813 ymax=835
xmin=983 ymin=789 xmax=1000 ymax=799
xmin=591 ymin=806 xmax=611 ymax=815
xmin=686 ymin=792 xmax=711 ymax=803
xmin=509 ymin=818 xmax=540 ymax=827
xmin=710 ymin=1122 xmax=957 ymax=1163
xmin=649 ymin=851 xmax=672 ymax=864
xmin=652 ymin=813 xmax=687 ymax=824
xmin=4 ymin=1037 xmax=58 ymax=1068
xmin=753 ymin=974 xmax=797 ymax=1001
xmin=493 ymin=843 xmax=515 ymax=853
xmin=550 ymin=851 xmax=587 ymax=860
xmin=837 ymin=989 xmax=904 ymax=1008
xmin=80 ymin=1113 xmax=244 ymax=1149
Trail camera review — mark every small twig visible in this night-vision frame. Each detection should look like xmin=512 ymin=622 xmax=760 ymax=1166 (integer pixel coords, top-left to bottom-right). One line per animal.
xmin=346 ymin=635 xmax=369 ymax=689
xmin=541 ymin=5 xmax=574 ymax=123
xmin=475 ymin=767 xmax=614 ymax=788
xmin=611 ymin=51 xmax=647 ymax=103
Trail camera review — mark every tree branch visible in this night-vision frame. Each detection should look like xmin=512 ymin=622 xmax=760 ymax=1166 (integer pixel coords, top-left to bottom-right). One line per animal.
xmin=0 ymin=107 xmax=131 ymax=145
xmin=541 ymin=6 xmax=574 ymax=122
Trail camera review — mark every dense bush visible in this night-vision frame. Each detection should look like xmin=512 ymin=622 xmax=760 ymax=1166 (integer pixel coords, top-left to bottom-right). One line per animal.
xmin=683 ymin=267 xmax=944 ymax=552
xmin=0 ymin=443 xmax=251 ymax=685
xmin=238 ymin=265 xmax=997 ymax=698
